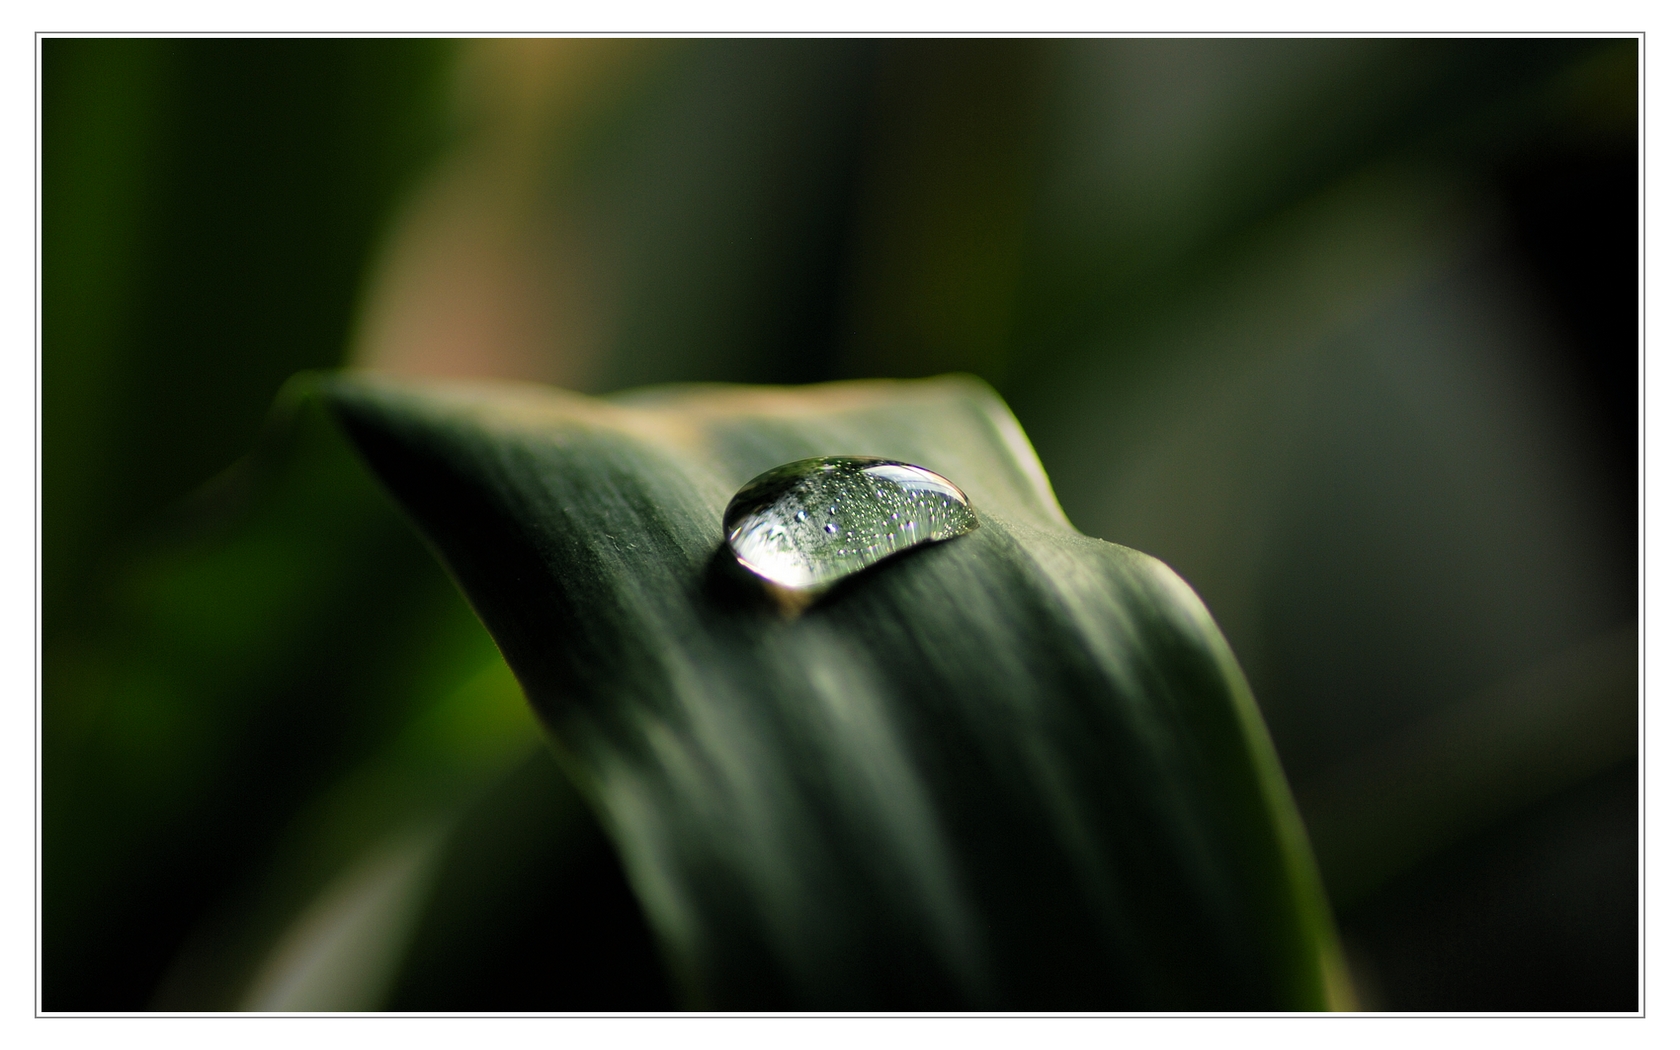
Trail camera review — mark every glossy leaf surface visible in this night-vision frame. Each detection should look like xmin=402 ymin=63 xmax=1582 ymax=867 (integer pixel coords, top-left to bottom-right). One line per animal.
xmin=322 ymin=371 xmax=1348 ymax=1011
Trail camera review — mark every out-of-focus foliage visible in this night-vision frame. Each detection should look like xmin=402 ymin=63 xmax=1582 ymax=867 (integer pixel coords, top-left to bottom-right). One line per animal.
xmin=43 ymin=39 xmax=469 ymax=1008
xmin=43 ymin=37 xmax=1636 ymax=1011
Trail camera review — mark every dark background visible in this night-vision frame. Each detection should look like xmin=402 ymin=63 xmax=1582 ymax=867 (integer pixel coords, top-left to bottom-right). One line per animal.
xmin=42 ymin=37 xmax=1637 ymax=1011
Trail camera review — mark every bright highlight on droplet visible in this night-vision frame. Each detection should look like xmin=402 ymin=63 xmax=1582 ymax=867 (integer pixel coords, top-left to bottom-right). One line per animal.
xmin=723 ymin=456 xmax=980 ymax=592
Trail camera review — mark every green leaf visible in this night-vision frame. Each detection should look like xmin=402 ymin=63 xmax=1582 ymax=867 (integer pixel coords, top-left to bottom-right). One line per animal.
xmin=319 ymin=370 xmax=1350 ymax=1011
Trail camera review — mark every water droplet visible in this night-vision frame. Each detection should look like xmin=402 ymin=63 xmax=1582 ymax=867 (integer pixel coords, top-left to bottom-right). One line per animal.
xmin=723 ymin=456 xmax=980 ymax=591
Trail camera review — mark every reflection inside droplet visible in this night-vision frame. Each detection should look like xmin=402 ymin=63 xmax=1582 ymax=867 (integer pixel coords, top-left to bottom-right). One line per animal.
xmin=723 ymin=456 xmax=980 ymax=592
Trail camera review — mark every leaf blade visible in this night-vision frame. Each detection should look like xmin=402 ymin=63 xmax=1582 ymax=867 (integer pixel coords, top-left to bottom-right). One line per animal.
xmin=321 ymin=371 xmax=1346 ymax=1010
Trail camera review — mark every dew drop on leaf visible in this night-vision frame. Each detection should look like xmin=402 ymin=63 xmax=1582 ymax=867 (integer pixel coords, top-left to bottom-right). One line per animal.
xmin=723 ymin=456 xmax=979 ymax=591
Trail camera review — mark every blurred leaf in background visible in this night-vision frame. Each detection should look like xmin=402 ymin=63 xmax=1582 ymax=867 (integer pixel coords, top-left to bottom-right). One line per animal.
xmin=39 ymin=37 xmax=535 ymax=1010
xmin=43 ymin=37 xmax=1636 ymax=1011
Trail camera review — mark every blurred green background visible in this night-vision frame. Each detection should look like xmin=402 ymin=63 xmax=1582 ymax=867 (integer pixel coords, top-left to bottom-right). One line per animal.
xmin=42 ymin=37 xmax=1637 ymax=1011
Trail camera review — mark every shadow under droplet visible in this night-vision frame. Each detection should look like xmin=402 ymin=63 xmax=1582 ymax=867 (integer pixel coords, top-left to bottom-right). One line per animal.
xmin=701 ymin=542 xmax=815 ymax=618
